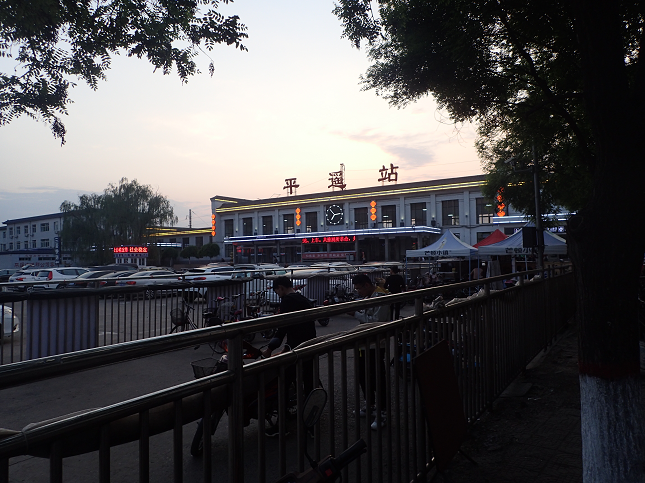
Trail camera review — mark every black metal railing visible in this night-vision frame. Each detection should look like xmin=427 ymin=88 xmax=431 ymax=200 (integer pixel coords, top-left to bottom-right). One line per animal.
xmin=0 ymin=267 xmax=574 ymax=483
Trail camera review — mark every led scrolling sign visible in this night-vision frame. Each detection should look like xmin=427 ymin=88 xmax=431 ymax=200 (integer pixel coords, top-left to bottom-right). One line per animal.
xmin=113 ymin=246 xmax=148 ymax=253
xmin=302 ymin=236 xmax=356 ymax=244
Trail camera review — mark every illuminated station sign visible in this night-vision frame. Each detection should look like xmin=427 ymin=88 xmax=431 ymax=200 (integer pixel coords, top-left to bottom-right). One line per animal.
xmin=113 ymin=246 xmax=149 ymax=258
xmin=301 ymin=236 xmax=356 ymax=244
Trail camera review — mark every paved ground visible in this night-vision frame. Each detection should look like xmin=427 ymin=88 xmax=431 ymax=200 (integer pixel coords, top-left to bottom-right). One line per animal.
xmin=442 ymin=324 xmax=582 ymax=482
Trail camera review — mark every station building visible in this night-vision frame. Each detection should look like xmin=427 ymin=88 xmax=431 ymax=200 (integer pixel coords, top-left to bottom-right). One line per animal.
xmin=210 ymin=174 xmax=529 ymax=264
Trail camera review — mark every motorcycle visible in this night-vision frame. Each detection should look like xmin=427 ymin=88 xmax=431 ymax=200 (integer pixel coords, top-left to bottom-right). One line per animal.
xmin=274 ymin=388 xmax=367 ymax=483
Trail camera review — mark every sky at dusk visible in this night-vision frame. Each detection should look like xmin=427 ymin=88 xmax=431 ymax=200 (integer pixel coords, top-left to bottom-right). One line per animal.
xmin=0 ymin=0 xmax=482 ymax=227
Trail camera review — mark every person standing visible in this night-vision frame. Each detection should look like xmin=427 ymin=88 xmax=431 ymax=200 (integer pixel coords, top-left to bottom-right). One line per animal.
xmin=384 ymin=266 xmax=406 ymax=320
xmin=347 ymin=273 xmax=390 ymax=430
xmin=261 ymin=276 xmax=317 ymax=436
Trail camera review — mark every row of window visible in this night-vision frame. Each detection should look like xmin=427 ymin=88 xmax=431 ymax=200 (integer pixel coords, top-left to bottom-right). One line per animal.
xmin=0 ymin=239 xmax=51 ymax=251
xmin=3 ymin=222 xmax=59 ymax=238
xmin=226 ymin=198 xmax=498 ymax=237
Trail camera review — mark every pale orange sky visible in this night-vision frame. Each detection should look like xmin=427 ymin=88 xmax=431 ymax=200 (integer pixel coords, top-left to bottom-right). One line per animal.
xmin=0 ymin=0 xmax=482 ymax=225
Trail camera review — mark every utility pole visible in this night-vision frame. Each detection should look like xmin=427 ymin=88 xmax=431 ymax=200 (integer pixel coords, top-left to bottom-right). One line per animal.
xmin=188 ymin=209 xmax=192 ymax=229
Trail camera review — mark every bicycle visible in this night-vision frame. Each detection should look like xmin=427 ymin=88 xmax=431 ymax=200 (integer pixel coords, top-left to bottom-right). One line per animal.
xmin=169 ymin=300 xmax=199 ymax=333
xmin=205 ymin=294 xmax=256 ymax=342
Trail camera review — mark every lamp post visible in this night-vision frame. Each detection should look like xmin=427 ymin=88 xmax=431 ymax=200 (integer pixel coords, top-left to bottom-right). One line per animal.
xmin=532 ymin=143 xmax=544 ymax=270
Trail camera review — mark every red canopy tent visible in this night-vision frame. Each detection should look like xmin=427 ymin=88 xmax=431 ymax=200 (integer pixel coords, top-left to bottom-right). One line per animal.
xmin=473 ymin=229 xmax=507 ymax=248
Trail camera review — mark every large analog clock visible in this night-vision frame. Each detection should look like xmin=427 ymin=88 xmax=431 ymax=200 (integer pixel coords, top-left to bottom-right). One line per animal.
xmin=325 ymin=204 xmax=344 ymax=225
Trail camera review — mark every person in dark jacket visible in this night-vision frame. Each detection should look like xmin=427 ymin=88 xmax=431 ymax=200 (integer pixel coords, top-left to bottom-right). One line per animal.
xmin=384 ymin=266 xmax=406 ymax=320
xmin=261 ymin=276 xmax=317 ymax=436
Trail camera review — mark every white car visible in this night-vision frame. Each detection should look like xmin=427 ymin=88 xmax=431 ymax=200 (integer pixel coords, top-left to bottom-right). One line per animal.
xmin=116 ymin=270 xmax=178 ymax=298
xmin=33 ymin=267 xmax=89 ymax=289
xmin=1 ymin=306 xmax=19 ymax=338
xmin=7 ymin=268 xmax=41 ymax=291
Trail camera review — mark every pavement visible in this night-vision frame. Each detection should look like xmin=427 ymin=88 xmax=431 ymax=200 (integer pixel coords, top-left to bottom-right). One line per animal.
xmin=442 ymin=323 xmax=583 ymax=482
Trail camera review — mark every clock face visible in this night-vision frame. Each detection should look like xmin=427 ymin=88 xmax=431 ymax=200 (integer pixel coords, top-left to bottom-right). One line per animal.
xmin=325 ymin=204 xmax=344 ymax=225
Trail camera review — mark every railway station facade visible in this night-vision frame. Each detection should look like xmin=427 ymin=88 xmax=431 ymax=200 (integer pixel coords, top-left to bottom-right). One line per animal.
xmin=211 ymin=175 xmax=526 ymax=264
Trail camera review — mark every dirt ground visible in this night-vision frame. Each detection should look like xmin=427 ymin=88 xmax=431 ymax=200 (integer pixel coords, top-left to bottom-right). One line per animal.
xmin=436 ymin=325 xmax=582 ymax=483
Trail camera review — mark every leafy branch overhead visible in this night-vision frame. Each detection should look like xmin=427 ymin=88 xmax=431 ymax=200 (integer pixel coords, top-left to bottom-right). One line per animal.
xmin=333 ymin=0 xmax=643 ymax=215
xmin=0 ymin=0 xmax=248 ymax=143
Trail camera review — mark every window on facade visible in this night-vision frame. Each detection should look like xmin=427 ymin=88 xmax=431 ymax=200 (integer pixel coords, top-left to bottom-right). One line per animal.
xmin=283 ymin=214 xmax=294 ymax=234
xmin=242 ymin=217 xmax=253 ymax=236
xmin=9 ymin=243 xmax=13 ymax=250
xmin=9 ymin=227 xmax=13 ymax=236
xmin=40 ymin=239 xmax=49 ymax=248
xmin=41 ymin=223 xmax=50 ymax=232
xmin=32 ymin=224 xmax=36 ymax=233
xmin=2 ymin=231 xmax=5 ymax=238
xmin=24 ymin=225 xmax=28 ymax=236
xmin=410 ymin=203 xmax=427 ymax=226
xmin=16 ymin=226 xmax=20 ymax=235
xmin=477 ymin=232 xmax=492 ymax=243
xmin=305 ymin=212 xmax=317 ymax=233
xmin=32 ymin=240 xmax=36 ymax=249
xmin=381 ymin=205 xmax=396 ymax=228
xmin=54 ymin=221 xmax=59 ymax=232
xmin=442 ymin=200 xmax=460 ymax=225
xmin=354 ymin=207 xmax=368 ymax=229
xmin=224 ymin=219 xmax=234 ymax=237
xmin=170 ymin=238 xmax=176 ymax=243
xmin=195 ymin=236 xmax=203 ymax=247
xmin=0 ymin=244 xmax=5 ymax=251
xmin=262 ymin=216 xmax=273 ymax=235
xmin=182 ymin=237 xmax=189 ymax=247
xmin=476 ymin=198 xmax=495 ymax=224
xmin=16 ymin=241 xmax=20 ymax=249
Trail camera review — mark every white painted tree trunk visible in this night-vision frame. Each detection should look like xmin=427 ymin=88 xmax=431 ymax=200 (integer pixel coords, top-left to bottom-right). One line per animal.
xmin=580 ymin=374 xmax=645 ymax=482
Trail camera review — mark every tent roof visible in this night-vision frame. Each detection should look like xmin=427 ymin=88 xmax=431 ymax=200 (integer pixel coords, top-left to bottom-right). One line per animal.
xmin=477 ymin=228 xmax=567 ymax=255
xmin=473 ymin=229 xmax=507 ymax=248
xmin=406 ymin=230 xmax=478 ymax=258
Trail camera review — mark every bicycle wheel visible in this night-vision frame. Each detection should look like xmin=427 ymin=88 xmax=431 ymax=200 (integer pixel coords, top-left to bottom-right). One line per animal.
xmin=190 ymin=408 xmax=225 ymax=457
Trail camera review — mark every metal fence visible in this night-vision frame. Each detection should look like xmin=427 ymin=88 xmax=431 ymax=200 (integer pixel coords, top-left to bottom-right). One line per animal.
xmin=0 ymin=267 xmax=574 ymax=483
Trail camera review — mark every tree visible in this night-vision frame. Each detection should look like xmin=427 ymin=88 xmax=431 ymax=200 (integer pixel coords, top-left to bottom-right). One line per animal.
xmin=198 ymin=242 xmax=220 ymax=259
xmin=161 ymin=247 xmax=179 ymax=267
xmin=180 ymin=245 xmax=200 ymax=259
xmin=61 ymin=178 xmax=177 ymax=265
xmin=334 ymin=1 xmax=645 ymax=481
xmin=0 ymin=0 xmax=247 ymax=144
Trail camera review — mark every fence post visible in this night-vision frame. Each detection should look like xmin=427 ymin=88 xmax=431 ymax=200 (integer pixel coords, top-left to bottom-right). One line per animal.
xmin=228 ymin=333 xmax=244 ymax=483
xmin=483 ymin=280 xmax=495 ymax=409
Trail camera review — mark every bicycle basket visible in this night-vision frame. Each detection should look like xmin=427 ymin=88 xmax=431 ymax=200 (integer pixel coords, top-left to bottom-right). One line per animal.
xmin=170 ymin=308 xmax=187 ymax=326
xmin=191 ymin=358 xmax=219 ymax=379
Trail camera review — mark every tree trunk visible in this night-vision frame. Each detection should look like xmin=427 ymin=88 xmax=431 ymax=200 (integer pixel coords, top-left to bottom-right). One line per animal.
xmin=569 ymin=1 xmax=645 ymax=480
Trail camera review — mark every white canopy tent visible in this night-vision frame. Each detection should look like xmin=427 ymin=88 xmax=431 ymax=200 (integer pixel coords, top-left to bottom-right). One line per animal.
xmin=405 ymin=230 xmax=478 ymax=258
xmin=477 ymin=229 xmax=567 ymax=256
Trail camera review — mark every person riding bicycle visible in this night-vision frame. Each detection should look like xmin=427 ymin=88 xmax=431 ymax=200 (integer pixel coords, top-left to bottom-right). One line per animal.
xmin=261 ymin=276 xmax=317 ymax=436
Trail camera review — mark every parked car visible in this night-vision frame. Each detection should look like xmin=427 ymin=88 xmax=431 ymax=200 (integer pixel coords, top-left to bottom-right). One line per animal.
xmin=97 ymin=270 xmax=139 ymax=288
xmin=116 ymin=270 xmax=178 ymax=298
xmin=7 ymin=268 xmax=41 ymax=291
xmin=33 ymin=267 xmax=90 ymax=289
xmin=66 ymin=270 xmax=131 ymax=288
xmin=0 ymin=269 xmax=18 ymax=283
xmin=1 ymin=306 xmax=19 ymax=338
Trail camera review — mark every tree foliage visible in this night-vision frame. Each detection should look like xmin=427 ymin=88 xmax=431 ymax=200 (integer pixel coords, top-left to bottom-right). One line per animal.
xmin=198 ymin=242 xmax=220 ymax=258
xmin=60 ymin=177 xmax=177 ymax=264
xmin=0 ymin=0 xmax=247 ymax=143
xmin=333 ymin=0 xmax=643 ymax=217
xmin=180 ymin=245 xmax=200 ymax=259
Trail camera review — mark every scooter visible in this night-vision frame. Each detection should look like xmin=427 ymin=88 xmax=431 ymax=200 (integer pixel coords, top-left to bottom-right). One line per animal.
xmin=274 ymin=388 xmax=367 ymax=483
